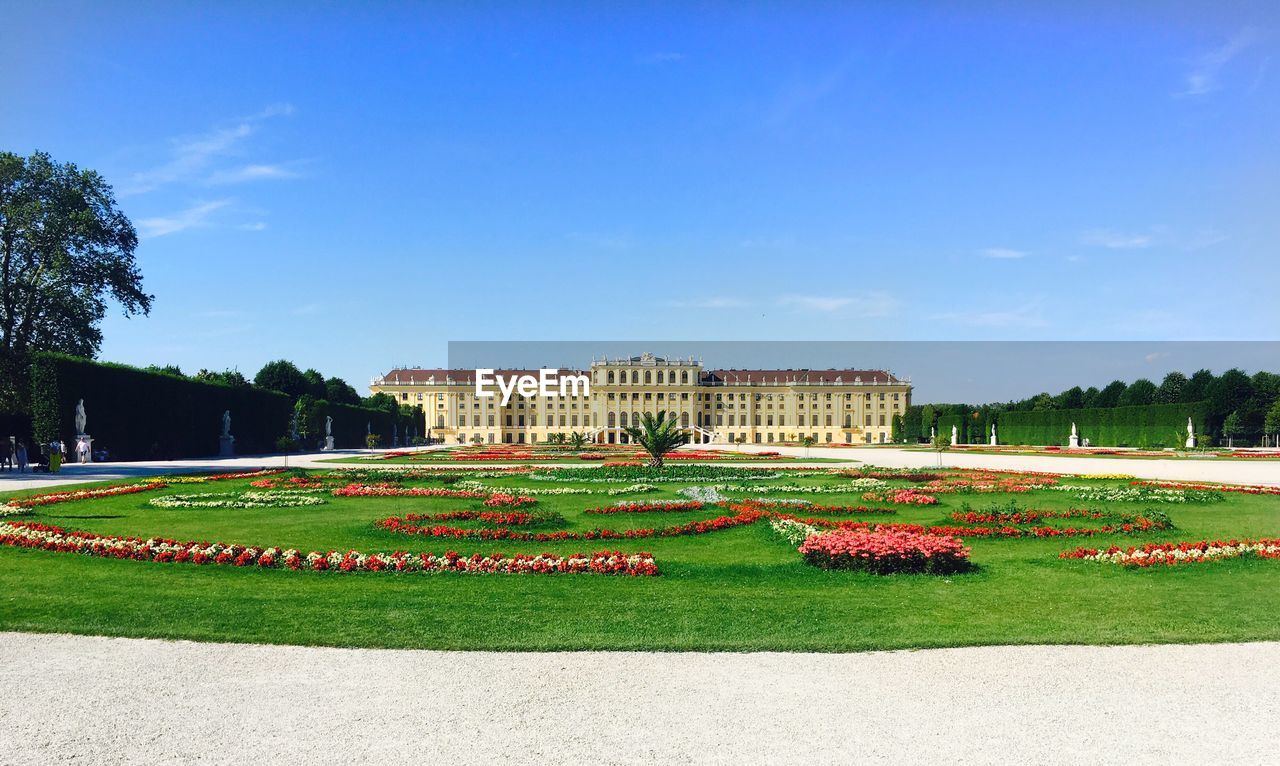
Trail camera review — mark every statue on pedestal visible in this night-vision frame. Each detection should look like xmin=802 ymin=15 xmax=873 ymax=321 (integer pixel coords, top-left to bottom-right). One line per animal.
xmin=75 ymin=399 xmax=87 ymax=435
xmin=1069 ymin=421 xmax=1080 ymax=448
xmin=1185 ymin=417 xmax=1197 ymax=449
xmin=323 ymin=415 xmax=335 ymax=451
xmin=990 ymin=423 xmax=997 ymax=446
xmin=219 ymin=410 xmax=235 ymax=456
xmin=951 ymin=425 xmax=958 ymax=446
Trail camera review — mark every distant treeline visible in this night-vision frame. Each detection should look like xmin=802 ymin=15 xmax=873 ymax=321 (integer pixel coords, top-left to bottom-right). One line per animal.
xmin=899 ymin=368 xmax=1280 ymax=448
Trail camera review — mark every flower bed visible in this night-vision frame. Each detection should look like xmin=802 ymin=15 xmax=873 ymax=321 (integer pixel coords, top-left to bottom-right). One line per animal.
xmin=1049 ymin=485 xmax=1224 ymax=503
xmin=331 ymin=484 xmax=488 ymax=499
xmin=5 ymin=482 xmax=168 ymax=511
xmin=1131 ymin=480 xmax=1280 ymax=497
xmin=585 ymin=500 xmax=706 ymax=515
xmin=1060 ymin=539 xmax=1280 ymax=567
xmin=377 ymin=508 xmax=766 ymax=542
xmin=149 ymin=492 xmax=327 ymax=509
xmin=0 ymin=521 xmax=658 ymax=576
xmin=860 ymin=488 xmax=938 ymax=505
xmin=798 ymin=528 xmax=971 ymax=574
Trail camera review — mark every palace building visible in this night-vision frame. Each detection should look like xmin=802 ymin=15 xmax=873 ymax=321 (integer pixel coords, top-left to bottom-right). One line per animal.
xmin=370 ymin=353 xmax=911 ymax=445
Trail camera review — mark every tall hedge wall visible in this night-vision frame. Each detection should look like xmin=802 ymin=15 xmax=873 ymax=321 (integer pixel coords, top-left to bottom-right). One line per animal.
xmin=30 ymin=353 xmax=293 ymax=460
xmin=326 ymin=401 xmax=401 ymax=449
xmin=996 ymin=402 xmax=1208 ymax=448
xmin=936 ymin=414 xmax=968 ymax=444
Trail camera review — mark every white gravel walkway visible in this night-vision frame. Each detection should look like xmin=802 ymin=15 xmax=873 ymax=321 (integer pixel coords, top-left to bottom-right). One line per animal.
xmin=1 ymin=632 xmax=1276 ymax=764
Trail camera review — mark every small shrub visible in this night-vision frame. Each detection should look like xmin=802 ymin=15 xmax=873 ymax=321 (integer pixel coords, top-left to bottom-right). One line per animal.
xmin=366 ymin=434 xmax=381 ymax=449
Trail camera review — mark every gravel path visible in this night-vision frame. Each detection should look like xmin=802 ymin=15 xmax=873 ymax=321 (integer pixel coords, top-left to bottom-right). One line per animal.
xmin=1 ymin=632 xmax=1276 ymax=764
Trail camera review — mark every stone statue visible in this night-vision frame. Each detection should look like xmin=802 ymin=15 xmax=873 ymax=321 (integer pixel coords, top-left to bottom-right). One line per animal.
xmin=951 ymin=425 xmax=958 ymax=445
xmin=990 ymin=423 xmax=997 ymax=446
xmin=366 ymin=421 xmax=371 ymax=436
xmin=221 ymin=410 xmax=232 ymax=438
xmin=1185 ymin=417 xmax=1197 ymax=449
xmin=219 ymin=410 xmax=235 ymax=456
xmin=1069 ymin=421 xmax=1080 ymax=448
xmin=325 ymin=415 xmax=333 ymax=437
xmin=75 ymin=399 xmax=87 ymax=435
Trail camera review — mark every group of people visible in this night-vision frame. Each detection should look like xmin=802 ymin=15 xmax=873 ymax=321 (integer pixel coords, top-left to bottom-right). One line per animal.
xmin=0 ymin=438 xmax=30 ymax=472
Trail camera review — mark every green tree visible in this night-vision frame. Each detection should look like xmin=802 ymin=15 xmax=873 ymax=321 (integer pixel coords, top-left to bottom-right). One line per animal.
xmin=623 ymin=410 xmax=684 ymax=468
xmin=145 ymin=364 xmax=184 ymax=377
xmin=1031 ymin=392 xmax=1056 ymax=411
xmin=1093 ymin=380 xmax=1128 ymax=408
xmin=1 ymin=151 xmax=152 ymax=407
xmin=1222 ymin=410 xmax=1243 ymax=449
xmin=1056 ymin=386 xmax=1085 ymax=409
xmin=1156 ymin=371 xmax=1187 ymax=404
xmin=1265 ymin=400 xmax=1280 ymax=445
xmin=195 ymin=368 xmax=248 ymax=387
xmin=1183 ymin=369 xmax=1215 ymax=403
xmin=0 ymin=151 xmax=152 ymax=359
xmin=800 ymin=434 xmax=816 ymax=458
xmin=919 ymin=404 xmax=935 ymax=439
xmin=1081 ymin=386 xmax=1100 ymax=408
xmin=255 ymin=360 xmax=308 ymax=398
xmin=1207 ymin=369 xmax=1253 ymax=428
xmin=1119 ymin=378 xmax=1157 ymax=406
xmin=301 ymin=368 xmax=326 ymax=399
xmin=362 ymin=392 xmax=400 ymax=418
xmin=568 ymin=431 xmax=587 ymax=449
xmin=930 ymin=429 xmax=950 ymax=466
xmin=324 ymin=377 xmax=361 ymax=405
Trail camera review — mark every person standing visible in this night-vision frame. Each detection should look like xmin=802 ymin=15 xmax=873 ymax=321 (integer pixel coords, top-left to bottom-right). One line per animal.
xmin=15 ymin=441 xmax=28 ymax=473
xmin=77 ymin=438 xmax=89 ymax=464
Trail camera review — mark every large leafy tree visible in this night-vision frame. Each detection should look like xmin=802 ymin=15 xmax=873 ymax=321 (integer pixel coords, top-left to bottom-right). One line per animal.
xmin=1093 ymin=380 xmax=1128 ymax=408
xmin=254 ymin=359 xmax=308 ymax=397
xmin=1119 ymin=378 xmax=1157 ymax=407
xmin=623 ymin=410 xmax=684 ymax=468
xmin=1156 ymin=372 xmax=1187 ymax=404
xmin=1 ymin=152 xmax=151 ymax=401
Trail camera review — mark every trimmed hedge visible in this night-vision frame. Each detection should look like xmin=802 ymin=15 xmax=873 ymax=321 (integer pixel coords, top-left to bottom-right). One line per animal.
xmin=936 ymin=414 xmax=967 ymax=445
xmin=996 ymin=402 xmax=1208 ymax=448
xmin=30 ymin=353 xmax=293 ymax=460
xmin=327 ymin=401 xmax=403 ymax=450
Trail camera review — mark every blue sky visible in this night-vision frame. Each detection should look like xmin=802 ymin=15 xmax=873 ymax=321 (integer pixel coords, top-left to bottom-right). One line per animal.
xmin=3 ymin=2 xmax=1277 ymax=393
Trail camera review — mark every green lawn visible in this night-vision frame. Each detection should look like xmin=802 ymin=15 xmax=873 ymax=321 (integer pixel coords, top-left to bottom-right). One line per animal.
xmin=1 ymin=468 xmax=1277 ymax=652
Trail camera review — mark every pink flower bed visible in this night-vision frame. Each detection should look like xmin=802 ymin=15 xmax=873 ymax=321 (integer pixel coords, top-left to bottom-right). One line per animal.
xmin=798 ymin=528 xmax=971 ymax=574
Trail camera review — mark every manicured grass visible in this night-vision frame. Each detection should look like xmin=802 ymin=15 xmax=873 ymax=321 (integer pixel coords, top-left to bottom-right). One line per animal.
xmin=2 ymin=468 xmax=1278 ymax=651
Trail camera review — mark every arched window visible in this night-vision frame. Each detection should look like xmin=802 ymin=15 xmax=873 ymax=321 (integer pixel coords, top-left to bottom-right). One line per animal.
xmin=607 ymin=371 xmax=615 ymax=384
xmin=657 ymin=371 xmax=665 ymax=384
xmin=681 ymin=370 xmax=689 ymax=384
xmin=436 ymin=415 xmax=444 ymax=428
xmin=644 ymin=371 xmax=651 ymax=384
xmin=631 ymin=370 xmax=639 ymax=384
xmin=608 ymin=412 xmax=616 ymax=428
xmin=844 ymin=414 xmax=852 ymax=427
xmin=680 ymin=412 xmax=689 ymax=427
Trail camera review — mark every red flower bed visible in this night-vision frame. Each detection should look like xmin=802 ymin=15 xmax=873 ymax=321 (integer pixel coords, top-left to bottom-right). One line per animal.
xmin=1061 ymin=538 xmax=1280 ymax=567
xmin=602 ymin=461 xmax=643 ymax=467
xmin=5 ymin=482 xmax=168 ymax=509
xmin=0 ymin=521 xmax=658 ymax=575
xmin=860 ymin=489 xmax=938 ymax=505
xmin=798 ymin=528 xmax=971 ymax=574
xmin=377 ymin=508 xmax=766 ymax=542
xmin=400 ymin=510 xmax=545 ymax=525
xmin=481 ymin=492 xmax=537 ymax=508
xmin=203 ymin=469 xmax=288 ymax=482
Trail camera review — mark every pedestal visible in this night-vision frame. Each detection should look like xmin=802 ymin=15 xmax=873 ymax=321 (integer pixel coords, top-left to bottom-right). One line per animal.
xmin=323 ymin=436 xmax=335 ymax=451
xmin=990 ymin=435 xmax=997 ymax=446
xmin=76 ymin=434 xmax=93 ymax=463
xmin=1185 ymin=436 xmax=1196 ymax=449
xmin=1069 ymin=434 xmax=1079 ymax=448
xmin=219 ymin=435 xmax=235 ymax=457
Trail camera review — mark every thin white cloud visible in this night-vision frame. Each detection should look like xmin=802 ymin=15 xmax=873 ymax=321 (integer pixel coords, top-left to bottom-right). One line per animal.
xmin=1081 ymin=229 xmax=1153 ymax=249
xmin=1145 ymin=351 xmax=1171 ymax=363
xmin=667 ymin=297 xmax=747 ymax=309
xmin=208 ymin=163 xmax=302 ymax=185
xmin=137 ymin=200 xmax=230 ymax=238
xmin=778 ymin=291 xmax=899 ymax=317
xmin=237 ymin=221 xmax=268 ymax=231
xmin=121 ymin=104 xmax=296 ymax=194
xmin=981 ymin=248 xmax=1028 ymax=259
xmin=1179 ymin=28 xmax=1261 ymax=97
xmin=642 ymin=52 xmax=685 ymax=64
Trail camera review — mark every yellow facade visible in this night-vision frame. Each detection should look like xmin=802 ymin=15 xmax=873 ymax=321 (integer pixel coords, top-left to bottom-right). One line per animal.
xmin=370 ymin=353 xmax=911 ymax=445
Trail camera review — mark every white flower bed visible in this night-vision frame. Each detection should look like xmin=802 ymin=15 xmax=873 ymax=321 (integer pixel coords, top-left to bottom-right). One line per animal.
xmin=453 ymin=481 xmax=594 ymax=496
xmin=709 ymin=479 xmax=886 ymax=494
xmin=769 ymin=517 xmax=821 ymax=546
xmin=677 ymin=486 xmax=728 ymax=504
xmin=149 ymin=492 xmax=327 ymax=509
xmin=605 ymin=483 xmax=660 ymax=496
xmin=1049 ymin=485 xmax=1223 ymax=503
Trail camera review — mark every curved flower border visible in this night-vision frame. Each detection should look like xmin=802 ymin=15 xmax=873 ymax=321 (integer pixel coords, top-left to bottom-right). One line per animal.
xmin=1060 ymin=539 xmax=1280 ymax=567
xmin=0 ymin=521 xmax=658 ymax=576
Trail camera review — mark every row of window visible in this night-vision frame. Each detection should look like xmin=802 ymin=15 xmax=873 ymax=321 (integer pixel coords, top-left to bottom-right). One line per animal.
xmin=453 ymin=431 xmax=891 ymax=446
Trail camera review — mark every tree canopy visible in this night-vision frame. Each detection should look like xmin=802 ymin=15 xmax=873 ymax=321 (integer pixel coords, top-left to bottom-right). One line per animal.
xmin=0 ymin=151 xmax=151 ymax=359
